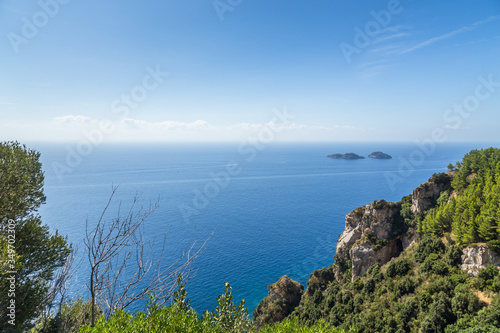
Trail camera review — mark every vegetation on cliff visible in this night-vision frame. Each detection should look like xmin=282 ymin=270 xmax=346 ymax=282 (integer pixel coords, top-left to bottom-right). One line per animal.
xmin=418 ymin=148 xmax=500 ymax=248
xmin=291 ymin=238 xmax=500 ymax=332
xmin=256 ymin=147 xmax=500 ymax=332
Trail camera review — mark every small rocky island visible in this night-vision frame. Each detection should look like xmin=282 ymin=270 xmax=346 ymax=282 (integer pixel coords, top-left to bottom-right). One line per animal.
xmin=368 ymin=151 xmax=392 ymax=159
xmin=328 ymin=152 xmax=365 ymax=160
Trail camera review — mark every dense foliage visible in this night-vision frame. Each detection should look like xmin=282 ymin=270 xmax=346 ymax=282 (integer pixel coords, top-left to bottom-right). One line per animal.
xmin=81 ymin=277 xmax=354 ymax=333
xmin=292 ymin=237 xmax=500 ymax=333
xmin=418 ymin=148 xmax=500 ymax=246
xmin=0 ymin=142 xmax=72 ymax=332
xmin=288 ymin=148 xmax=500 ymax=332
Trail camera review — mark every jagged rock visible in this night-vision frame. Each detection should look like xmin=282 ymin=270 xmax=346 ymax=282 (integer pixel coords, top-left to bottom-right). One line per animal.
xmin=337 ymin=200 xmax=400 ymax=250
xmin=252 ymin=276 xmax=304 ymax=329
xmin=350 ymin=238 xmax=404 ymax=277
xmin=336 ymin=200 xmax=407 ymax=280
xmin=411 ymin=178 xmax=449 ymax=214
xmin=461 ymin=245 xmax=500 ymax=276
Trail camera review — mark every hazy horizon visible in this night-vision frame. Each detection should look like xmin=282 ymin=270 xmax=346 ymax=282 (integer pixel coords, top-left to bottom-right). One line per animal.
xmin=2 ymin=1 xmax=500 ymax=143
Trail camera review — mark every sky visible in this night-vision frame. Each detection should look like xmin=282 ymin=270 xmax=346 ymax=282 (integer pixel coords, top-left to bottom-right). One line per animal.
xmin=1 ymin=0 xmax=499 ymax=143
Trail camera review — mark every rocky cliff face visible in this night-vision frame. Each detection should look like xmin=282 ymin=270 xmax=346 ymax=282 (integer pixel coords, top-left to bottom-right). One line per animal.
xmin=252 ymin=276 xmax=303 ymax=329
xmin=411 ymin=177 xmax=450 ymax=214
xmin=461 ymin=245 xmax=500 ymax=276
xmin=334 ymin=175 xmax=452 ymax=281
xmin=335 ymin=200 xmax=416 ymax=280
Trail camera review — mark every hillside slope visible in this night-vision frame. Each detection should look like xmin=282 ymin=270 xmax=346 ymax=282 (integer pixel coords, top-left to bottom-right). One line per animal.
xmin=254 ymin=148 xmax=500 ymax=333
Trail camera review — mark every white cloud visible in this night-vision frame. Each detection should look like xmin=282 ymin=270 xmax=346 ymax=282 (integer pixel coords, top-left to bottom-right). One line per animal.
xmin=226 ymin=122 xmax=332 ymax=131
xmin=399 ymin=16 xmax=500 ymax=54
xmin=54 ymin=115 xmax=94 ymax=126
xmin=372 ymin=32 xmax=410 ymax=46
xmin=0 ymin=115 xmax=364 ymax=142
xmin=120 ymin=118 xmax=213 ymax=131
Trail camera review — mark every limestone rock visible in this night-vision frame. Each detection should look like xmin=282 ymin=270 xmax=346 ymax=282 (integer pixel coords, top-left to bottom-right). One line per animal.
xmin=335 ymin=200 xmax=408 ymax=280
xmin=461 ymin=245 xmax=500 ymax=276
xmin=252 ymin=276 xmax=304 ymax=329
xmin=411 ymin=178 xmax=449 ymax=214
xmin=350 ymin=238 xmax=404 ymax=277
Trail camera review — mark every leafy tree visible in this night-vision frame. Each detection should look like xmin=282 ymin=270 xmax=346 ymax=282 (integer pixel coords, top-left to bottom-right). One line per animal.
xmin=420 ymin=292 xmax=454 ymax=333
xmin=477 ymin=265 xmax=500 ymax=291
xmin=0 ymin=142 xmax=72 ymax=332
xmin=205 ymin=282 xmax=250 ymax=332
xmin=414 ymin=236 xmax=445 ymax=263
xmin=386 ymin=258 xmax=412 ymax=278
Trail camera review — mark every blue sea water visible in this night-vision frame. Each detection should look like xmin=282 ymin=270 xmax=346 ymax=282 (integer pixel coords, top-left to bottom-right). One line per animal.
xmin=33 ymin=142 xmax=497 ymax=315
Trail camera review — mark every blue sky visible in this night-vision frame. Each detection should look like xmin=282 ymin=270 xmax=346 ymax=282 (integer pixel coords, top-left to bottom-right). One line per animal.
xmin=1 ymin=0 xmax=499 ymax=142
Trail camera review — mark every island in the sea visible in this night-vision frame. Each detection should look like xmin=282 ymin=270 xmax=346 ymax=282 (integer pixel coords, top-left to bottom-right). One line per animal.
xmin=368 ymin=151 xmax=392 ymax=159
xmin=327 ymin=152 xmax=365 ymax=160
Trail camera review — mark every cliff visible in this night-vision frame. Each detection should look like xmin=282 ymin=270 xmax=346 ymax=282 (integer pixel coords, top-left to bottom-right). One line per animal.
xmin=252 ymin=276 xmax=303 ymax=329
xmin=255 ymin=149 xmax=500 ymax=332
xmin=335 ymin=175 xmax=452 ymax=280
xmin=335 ymin=200 xmax=410 ymax=279
xmin=410 ymin=174 xmax=451 ymax=214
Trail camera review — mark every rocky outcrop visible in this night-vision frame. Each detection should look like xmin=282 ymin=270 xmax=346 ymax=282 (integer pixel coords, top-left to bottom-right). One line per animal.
xmin=461 ymin=245 xmax=500 ymax=276
xmin=350 ymin=238 xmax=403 ymax=277
xmin=411 ymin=177 xmax=450 ymax=214
xmin=335 ymin=200 xmax=412 ymax=280
xmin=337 ymin=200 xmax=400 ymax=249
xmin=252 ymin=276 xmax=304 ymax=329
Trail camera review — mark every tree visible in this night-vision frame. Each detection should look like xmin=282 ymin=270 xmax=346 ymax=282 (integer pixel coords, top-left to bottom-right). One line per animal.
xmin=0 ymin=142 xmax=72 ymax=332
xmin=204 ymin=281 xmax=251 ymax=332
xmin=84 ymin=186 xmax=207 ymax=326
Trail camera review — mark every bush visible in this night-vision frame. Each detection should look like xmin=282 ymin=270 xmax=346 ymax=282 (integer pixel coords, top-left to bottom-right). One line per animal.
xmin=415 ymin=237 xmax=446 ymax=263
xmin=446 ymin=245 xmax=463 ymax=267
xmin=259 ymin=317 xmax=355 ymax=333
xmin=387 ymin=258 xmax=412 ymax=278
xmin=363 ymin=278 xmax=376 ymax=295
xmin=430 ymin=172 xmax=452 ymax=185
xmin=420 ymin=292 xmax=454 ymax=333
xmin=398 ymin=297 xmax=419 ymax=324
xmin=394 ymin=277 xmax=415 ymax=298
xmin=352 ymin=277 xmax=363 ymax=291
xmin=452 ymin=291 xmax=480 ymax=319
xmin=477 ymin=265 xmax=500 ymax=291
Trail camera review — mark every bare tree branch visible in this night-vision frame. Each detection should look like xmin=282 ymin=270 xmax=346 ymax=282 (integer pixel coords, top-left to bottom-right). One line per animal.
xmin=84 ymin=186 xmax=208 ymax=326
xmin=37 ymin=248 xmax=79 ymax=332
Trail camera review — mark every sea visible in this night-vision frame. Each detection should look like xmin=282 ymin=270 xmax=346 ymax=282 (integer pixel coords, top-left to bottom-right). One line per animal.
xmin=31 ymin=142 xmax=497 ymax=315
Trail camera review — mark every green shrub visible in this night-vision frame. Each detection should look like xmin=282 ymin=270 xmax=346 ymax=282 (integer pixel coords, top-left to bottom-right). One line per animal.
xmin=363 ymin=278 xmax=376 ymax=295
xmin=352 ymin=277 xmax=363 ymax=291
xmin=430 ymin=172 xmax=452 ymax=185
xmin=387 ymin=258 xmax=412 ymax=278
xmin=394 ymin=277 xmax=415 ymax=298
xmin=415 ymin=237 xmax=446 ymax=263
xmin=452 ymin=291 xmax=481 ymax=319
xmin=477 ymin=265 xmax=500 ymax=291
xmin=398 ymin=297 xmax=419 ymax=324
xmin=259 ymin=317 xmax=355 ymax=333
